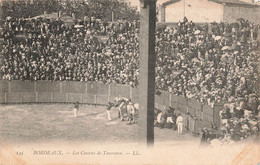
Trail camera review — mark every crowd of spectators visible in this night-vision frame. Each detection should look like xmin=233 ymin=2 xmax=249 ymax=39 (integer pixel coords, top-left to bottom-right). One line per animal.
xmin=217 ymin=94 xmax=260 ymax=142
xmin=0 ymin=16 xmax=140 ymax=85
xmin=0 ymin=0 xmax=139 ymax=22
xmin=155 ymin=18 xmax=260 ymax=106
xmin=0 ymin=0 xmax=61 ymax=19
xmin=74 ymin=0 xmax=139 ymax=21
xmin=1 ymin=14 xmax=260 ymax=109
xmin=154 ymin=18 xmax=260 ymax=141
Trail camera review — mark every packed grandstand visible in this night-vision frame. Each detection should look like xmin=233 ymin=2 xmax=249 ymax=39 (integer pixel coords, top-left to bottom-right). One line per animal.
xmin=0 ymin=0 xmax=259 ymax=143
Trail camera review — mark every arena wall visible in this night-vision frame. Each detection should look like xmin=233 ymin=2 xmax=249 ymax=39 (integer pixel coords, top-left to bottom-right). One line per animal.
xmin=223 ymin=4 xmax=260 ymax=24
xmin=163 ymin=0 xmax=223 ymax=23
xmin=0 ymin=80 xmax=222 ymax=132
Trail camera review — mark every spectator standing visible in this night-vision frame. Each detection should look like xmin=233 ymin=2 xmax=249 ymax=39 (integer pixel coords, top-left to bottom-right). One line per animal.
xmin=200 ymin=128 xmax=209 ymax=146
xmin=176 ymin=114 xmax=184 ymax=134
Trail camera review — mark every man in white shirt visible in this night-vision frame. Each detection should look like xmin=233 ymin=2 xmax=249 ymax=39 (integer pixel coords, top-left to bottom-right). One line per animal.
xmin=157 ymin=112 xmax=163 ymax=124
xmin=106 ymin=102 xmax=114 ymax=121
xmin=167 ymin=116 xmax=174 ymax=123
xmin=156 ymin=111 xmax=166 ymax=128
xmin=176 ymin=114 xmax=184 ymax=134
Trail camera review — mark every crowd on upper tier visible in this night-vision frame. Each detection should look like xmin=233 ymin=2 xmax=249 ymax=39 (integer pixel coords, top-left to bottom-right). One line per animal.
xmin=155 ymin=18 xmax=259 ymax=105
xmin=0 ymin=16 xmax=260 ymax=107
xmin=0 ymin=0 xmax=139 ymax=22
xmin=0 ymin=17 xmax=140 ymax=86
xmin=0 ymin=0 xmax=60 ymax=19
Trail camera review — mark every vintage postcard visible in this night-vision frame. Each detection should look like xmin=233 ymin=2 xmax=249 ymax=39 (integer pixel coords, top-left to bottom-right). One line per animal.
xmin=0 ymin=0 xmax=260 ymax=164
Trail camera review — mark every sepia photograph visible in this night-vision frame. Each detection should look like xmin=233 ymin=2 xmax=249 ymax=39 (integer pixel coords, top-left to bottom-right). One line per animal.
xmin=0 ymin=0 xmax=259 ymax=164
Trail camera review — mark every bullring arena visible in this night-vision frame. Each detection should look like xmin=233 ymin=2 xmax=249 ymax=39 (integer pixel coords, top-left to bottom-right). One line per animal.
xmin=1 ymin=0 xmax=260 ymax=164
xmin=0 ymin=81 xmax=201 ymax=144
xmin=0 ymin=99 xmax=259 ymax=165
xmin=0 ymin=81 xmax=259 ymax=165
xmin=0 ymin=104 xmax=199 ymax=144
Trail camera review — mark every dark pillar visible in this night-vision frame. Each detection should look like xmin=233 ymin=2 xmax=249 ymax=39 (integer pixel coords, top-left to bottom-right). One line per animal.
xmin=138 ymin=0 xmax=157 ymax=147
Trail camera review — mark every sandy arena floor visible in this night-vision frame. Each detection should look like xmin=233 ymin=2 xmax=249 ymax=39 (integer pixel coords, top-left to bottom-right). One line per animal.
xmin=0 ymin=104 xmax=199 ymax=144
xmin=0 ymin=104 xmax=259 ymax=165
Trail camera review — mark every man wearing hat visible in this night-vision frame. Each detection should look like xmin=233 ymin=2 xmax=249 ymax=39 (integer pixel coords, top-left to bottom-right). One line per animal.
xmin=200 ymin=127 xmax=209 ymax=145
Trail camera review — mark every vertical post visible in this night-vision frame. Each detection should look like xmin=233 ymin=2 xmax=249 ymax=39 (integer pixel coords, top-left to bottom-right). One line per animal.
xmin=81 ymin=94 xmax=83 ymax=104
xmin=139 ymin=0 xmax=157 ymax=147
xmin=130 ymin=86 xmax=133 ymax=100
xmin=169 ymin=92 xmax=172 ymax=107
xmin=8 ymin=81 xmax=11 ymax=93
xmin=34 ymin=81 xmax=36 ymax=92
xmin=183 ymin=0 xmax=185 ymax=18
xmin=160 ymin=5 xmax=166 ymax=22
xmin=201 ymin=104 xmax=204 ymax=121
xmin=108 ymin=84 xmax=111 ymax=100
xmin=112 ymin=10 xmax=114 ymax=22
xmin=213 ymin=93 xmax=216 ymax=122
xmin=51 ymin=92 xmax=54 ymax=103
xmin=186 ymin=98 xmax=189 ymax=113
xmin=66 ymin=93 xmax=69 ymax=103
xmin=60 ymin=82 xmax=63 ymax=93
xmin=85 ymin=83 xmax=88 ymax=94
xmin=5 ymin=93 xmax=7 ymax=103
xmin=36 ymin=92 xmax=38 ymax=103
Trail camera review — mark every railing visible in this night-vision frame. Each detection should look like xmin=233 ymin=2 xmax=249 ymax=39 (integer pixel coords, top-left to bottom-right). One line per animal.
xmin=0 ymin=80 xmax=133 ymax=104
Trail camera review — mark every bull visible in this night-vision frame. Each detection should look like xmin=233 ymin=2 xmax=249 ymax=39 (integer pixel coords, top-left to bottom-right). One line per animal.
xmin=114 ymin=97 xmax=139 ymax=124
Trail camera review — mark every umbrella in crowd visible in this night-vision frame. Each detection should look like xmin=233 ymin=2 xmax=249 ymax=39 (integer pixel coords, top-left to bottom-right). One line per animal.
xmin=215 ymin=36 xmax=222 ymax=40
xmin=222 ymin=46 xmax=231 ymax=51
xmin=194 ymin=30 xmax=200 ymax=35
xmin=6 ymin=16 xmax=12 ymax=20
xmin=74 ymin=25 xmax=84 ymax=28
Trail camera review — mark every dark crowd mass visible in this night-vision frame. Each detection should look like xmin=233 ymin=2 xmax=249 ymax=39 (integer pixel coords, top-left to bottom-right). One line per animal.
xmin=1 ymin=16 xmax=260 ymax=103
xmin=0 ymin=17 xmax=140 ymax=85
xmin=0 ymin=0 xmax=139 ymax=22
xmin=0 ymin=0 xmax=260 ymax=144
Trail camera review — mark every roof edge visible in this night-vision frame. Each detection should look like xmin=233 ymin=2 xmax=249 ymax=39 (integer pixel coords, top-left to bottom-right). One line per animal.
xmin=162 ymin=0 xmax=260 ymax=7
xmin=162 ymin=0 xmax=181 ymax=7
xmin=209 ymin=0 xmax=260 ymax=6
